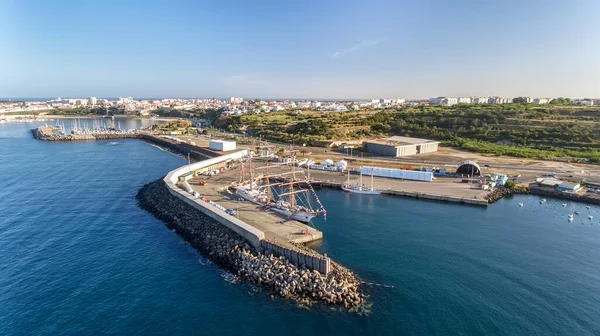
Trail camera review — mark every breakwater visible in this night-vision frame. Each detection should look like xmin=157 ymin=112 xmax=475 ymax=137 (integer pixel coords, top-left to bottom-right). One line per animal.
xmin=484 ymin=186 xmax=530 ymax=203
xmin=529 ymin=185 xmax=600 ymax=206
xmin=32 ymin=125 xmax=139 ymax=141
xmin=137 ymin=179 xmax=363 ymax=308
xmin=138 ymin=135 xmax=218 ymax=161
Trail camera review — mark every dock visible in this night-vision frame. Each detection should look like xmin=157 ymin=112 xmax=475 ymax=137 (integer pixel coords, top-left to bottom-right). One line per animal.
xmin=186 ymin=166 xmax=323 ymax=246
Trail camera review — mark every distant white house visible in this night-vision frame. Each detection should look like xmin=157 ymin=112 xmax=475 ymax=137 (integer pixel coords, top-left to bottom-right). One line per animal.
xmin=533 ymin=98 xmax=550 ymax=104
xmin=429 ymin=97 xmax=458 ymax=105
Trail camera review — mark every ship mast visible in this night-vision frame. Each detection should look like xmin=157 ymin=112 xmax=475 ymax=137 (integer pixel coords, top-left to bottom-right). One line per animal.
xmin=248 ymin=149 xmax=254 ymax=190
xmin=290 ymin=156 xmax=295 ymax=208
xmin=347 ymin=166 xmax=350 ymax=186
xmin=359 ymin=168 xmax=363 ymax=189
xmin=371 ymin=167 xmax=374 ymax=190
xmin=264 ymin=157 xmax=271 ymax=204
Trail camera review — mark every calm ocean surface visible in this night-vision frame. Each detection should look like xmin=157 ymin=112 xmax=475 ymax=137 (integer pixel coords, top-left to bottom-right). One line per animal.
xmin=2 ymin=121 xmax=600 ymax=335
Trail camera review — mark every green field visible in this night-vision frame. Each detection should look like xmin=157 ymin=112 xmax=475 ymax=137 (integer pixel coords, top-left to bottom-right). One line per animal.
xmin=212 ymin=104 xmax=600 ymax=162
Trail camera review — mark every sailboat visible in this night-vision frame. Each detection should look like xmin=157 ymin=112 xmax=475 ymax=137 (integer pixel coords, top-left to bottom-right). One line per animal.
xmin=235 ymin=151 xmax=325 ymax=223
xmin=342 ymin=166 xmax=382 ymax=195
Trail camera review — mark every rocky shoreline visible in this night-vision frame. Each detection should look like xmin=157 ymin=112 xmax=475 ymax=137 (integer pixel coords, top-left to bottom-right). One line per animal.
xmin=31 ymin=126 xmax=138 ymax=141
xmin=136 ymin=179 xmax=364 ymax=308
xmin=484 ymin=186 xmax=530 ymax=203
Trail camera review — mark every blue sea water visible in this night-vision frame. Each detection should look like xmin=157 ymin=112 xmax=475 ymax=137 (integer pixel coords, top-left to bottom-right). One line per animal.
xmin=2 ymin=121 xmax=600 ymax=335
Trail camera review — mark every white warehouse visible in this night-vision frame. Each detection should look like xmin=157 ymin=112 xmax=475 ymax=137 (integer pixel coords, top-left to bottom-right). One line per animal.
xmin=358 ymin=166 xmax=434 ymax=182
xmin=363 ymin=136 xmax=440 ymax=157
xmin=209 ymin=139 xmax=236 ymax=151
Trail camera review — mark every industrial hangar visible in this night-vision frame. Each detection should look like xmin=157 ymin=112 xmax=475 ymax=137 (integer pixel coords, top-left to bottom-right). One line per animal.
xmin=363 ymin=136 xmax=440 ymax=157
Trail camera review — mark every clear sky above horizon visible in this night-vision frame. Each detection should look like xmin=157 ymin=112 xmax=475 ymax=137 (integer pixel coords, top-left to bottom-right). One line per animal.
xmin=1 ymin=0 xmax=599 ymax=99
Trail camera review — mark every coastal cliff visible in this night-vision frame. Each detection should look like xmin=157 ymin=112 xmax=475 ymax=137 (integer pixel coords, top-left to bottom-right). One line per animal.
xmin=136 ymin=179 xmax=364 ymax=308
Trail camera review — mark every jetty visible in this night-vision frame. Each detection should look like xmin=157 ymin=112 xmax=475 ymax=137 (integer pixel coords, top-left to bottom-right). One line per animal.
xmin=32 ymin=125 xmax=139 ymax=141
xmin=30 ymin=126 xmax=363 ymax=308
xmin=137 ymin=150 xmax=363 ymax=308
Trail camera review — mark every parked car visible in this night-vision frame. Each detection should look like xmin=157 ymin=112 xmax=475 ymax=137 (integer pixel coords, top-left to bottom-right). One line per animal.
xmin=225 ymin=209 xmax=236 ymax=216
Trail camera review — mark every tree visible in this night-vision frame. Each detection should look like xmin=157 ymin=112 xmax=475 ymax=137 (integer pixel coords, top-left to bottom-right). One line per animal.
xmin=504 ymin=180 xmax=516 ymax=189
xmin=512 ymin=97 xmax=530 ymax=104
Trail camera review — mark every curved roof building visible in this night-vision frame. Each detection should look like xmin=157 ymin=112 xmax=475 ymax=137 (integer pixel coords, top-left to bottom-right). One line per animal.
xmin=456 ymin=161 xmax=481 ymax=176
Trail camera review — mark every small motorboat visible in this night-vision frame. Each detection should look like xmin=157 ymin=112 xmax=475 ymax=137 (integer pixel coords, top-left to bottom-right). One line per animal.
xmin=519 ymin=202 xmax=524 ymax=207
xmin=575 ymin=211 xmax=580 ymax=215
xmin=540 ymin=199 xmax=547 ymax=204
xmin=589 ymin=215 xmax=594 ymax=220
xmin=562 ymin=203 xmax=567 ymax=207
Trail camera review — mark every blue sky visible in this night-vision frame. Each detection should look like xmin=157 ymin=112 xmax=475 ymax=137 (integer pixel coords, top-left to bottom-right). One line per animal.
xmin=1 ymin=0 xmax=599 ymax=99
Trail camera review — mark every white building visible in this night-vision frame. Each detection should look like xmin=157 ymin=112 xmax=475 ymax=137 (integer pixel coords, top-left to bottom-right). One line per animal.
xmin=363 ymin=136 xmax=440 ymax=157
xmin=209 ymin=140 xmax=236 ymax=151
xmin=574 ymin=99 xmax=594 ymax=106
xmin=311 ymin=101 xmax=322 ymax=108
xmin=272 ymin=105 xmax=285 ymax=112
xmin=88 ymin=97 xmax=97 ymax=105
xmin=429 ymin=97 xmax=458 ymax=105
xmin=229 ymin=97 xmax=243 ymax=104
xmin=119 ymin=97 xmax=134 ymax=104
xmin=395 ymin=99 xmax=406 ymax=104
xmin=457 ymin=97 xmax=472 ymax=104
xmin=472 ymin=97 xmax=489 ymax=104
xmin=488 ymin=97 xmax=509 ymax=104
xmin=533 ymin=98 xmax=550 ymax=104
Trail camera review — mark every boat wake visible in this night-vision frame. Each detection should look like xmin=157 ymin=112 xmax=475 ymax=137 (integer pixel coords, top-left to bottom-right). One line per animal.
xmin=108 ymin=142 xmax=119 ymax=146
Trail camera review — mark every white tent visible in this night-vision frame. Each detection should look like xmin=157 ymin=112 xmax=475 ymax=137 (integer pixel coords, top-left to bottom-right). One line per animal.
xmin=321 ymin=159 xmax=334 ymax=166
xmin=335 ymin=159 xmax=348 ymax=170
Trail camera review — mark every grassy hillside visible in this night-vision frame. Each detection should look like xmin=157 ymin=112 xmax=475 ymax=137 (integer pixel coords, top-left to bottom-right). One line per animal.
xmin=214 ymin=104 xmax=600 ymax=162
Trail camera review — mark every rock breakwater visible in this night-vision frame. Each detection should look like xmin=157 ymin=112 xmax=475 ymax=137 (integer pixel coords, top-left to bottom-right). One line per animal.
xmin=136 ymin=179 xmax=363 ymax=308
xmin=484 ymin=186 xmax=530 ymax=203
xmin=32 ymin=126 xmax=139 ymax=141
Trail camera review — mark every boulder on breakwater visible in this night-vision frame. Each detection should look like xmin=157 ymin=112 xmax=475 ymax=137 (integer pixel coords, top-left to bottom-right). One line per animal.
xmin=136 ymin=179 xmax=363 ymax=308
xmin=484 ymin=185 xmax=530 ymax=203
xmin=32 ymin=126 xmax=139 ymax=141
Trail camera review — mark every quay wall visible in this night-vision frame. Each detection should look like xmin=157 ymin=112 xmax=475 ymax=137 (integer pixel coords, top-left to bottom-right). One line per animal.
xmin=308 ymin=179 xmax=489 ymax=206
xmin=163 ymin=150 xmax=265 ymax=248
xmin=261 ymin=240 xmax=331 ymax=274
xmin=381 ymin=189 xmax=489 ymax=206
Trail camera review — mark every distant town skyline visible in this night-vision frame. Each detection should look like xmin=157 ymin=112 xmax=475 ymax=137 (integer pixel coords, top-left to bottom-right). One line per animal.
xmin=2 ymin=0 xmax=600 ymax=99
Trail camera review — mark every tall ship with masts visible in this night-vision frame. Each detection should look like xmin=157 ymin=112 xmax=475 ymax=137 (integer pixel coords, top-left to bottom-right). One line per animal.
xmin=235 ymin=150 xmax=326 ymax=223
xmin=342 ymin=166 xmax=383 ymax=195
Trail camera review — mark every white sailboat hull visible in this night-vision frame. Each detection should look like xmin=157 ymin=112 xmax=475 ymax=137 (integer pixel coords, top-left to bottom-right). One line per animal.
xmin=341 ymin=185 xmax=382 ymax=195
xmin=236 ymin=188 xmax=263 ymax=205
xmin=270 ymin=207 xmax=316 ymax=223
